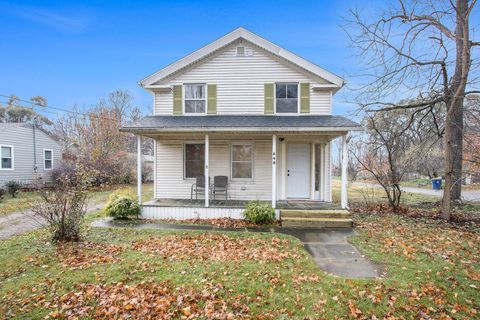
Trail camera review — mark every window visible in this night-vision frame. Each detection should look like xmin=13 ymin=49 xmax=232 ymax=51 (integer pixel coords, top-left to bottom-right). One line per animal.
xmin=0 ymin=145 xmax=13 ymax=170
xmin=184 ymin=144 xmax=204 ymax=178
xmin=184 ymin=84 xmax=206 ymax=114
xmin=276 ymin=83 xmax=298 ymax=113
xmin=236 ymin=46 xmax=245 ymax=56
xmin=44 ymin=149 xmax=53 ymax=170
xmin=231 ymin=144 xmax=253 ymax=179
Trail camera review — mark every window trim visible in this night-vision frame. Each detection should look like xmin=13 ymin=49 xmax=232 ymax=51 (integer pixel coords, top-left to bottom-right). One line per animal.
xmin=43 ymin=148 xmax=53 ymax=171
xmin=230 ymin=142 xmax=254 ymax=181
xmin=183 ymin=142 xmax=205 ymax=180
xmin=0 ymin=145 xmax=14 ymax=170
xmin=183 ymin=83 xmax=207 ymax=115
xmin=274 ymin=82 xmax=299 ymax=115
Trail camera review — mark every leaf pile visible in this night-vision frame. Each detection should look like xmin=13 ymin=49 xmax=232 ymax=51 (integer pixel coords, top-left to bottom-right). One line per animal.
xmin=133 ymin=233 xmax=297 ymax=262
xmin=41 ymin=280 xmax=252 ymax=319
xmin=56 ymin=241 xmax=125 ymax=270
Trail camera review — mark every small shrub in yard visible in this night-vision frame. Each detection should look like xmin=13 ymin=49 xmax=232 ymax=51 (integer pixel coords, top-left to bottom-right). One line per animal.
xmin=105 ymin=194 xmax=140 ymax=220
xmin=29 ymin=164 xmax=95 ymax=242
xmin=5 ymin=180 xmax=21 ymax=198
xmin=0 ymin=188 xmax=5 ymax=202
xmin=242 ymin=200 xmax=275 ymax=224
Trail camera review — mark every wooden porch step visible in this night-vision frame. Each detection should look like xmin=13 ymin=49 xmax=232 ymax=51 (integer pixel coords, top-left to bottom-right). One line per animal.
xmin=280 ymin=209 xmax=350 ymax=219
xmin=281 ymin=217 xmax=353 ymax=228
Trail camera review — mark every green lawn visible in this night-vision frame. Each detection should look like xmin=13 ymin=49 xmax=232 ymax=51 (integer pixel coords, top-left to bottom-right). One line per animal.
xmin=332 ymin=179 xmax=440 ymax=206
xmin=0 ymin=184 xmax=154 ymax=217
xmin=0 ymin=212 xmax=478 ymax=318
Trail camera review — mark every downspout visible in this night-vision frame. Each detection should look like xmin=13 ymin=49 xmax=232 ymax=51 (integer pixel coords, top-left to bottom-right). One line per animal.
xmin=33 ymin=122 xmax=37 ymax=173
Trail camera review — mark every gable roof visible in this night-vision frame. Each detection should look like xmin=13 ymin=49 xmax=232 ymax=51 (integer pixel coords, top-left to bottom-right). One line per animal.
xmin=0 ymin=122 xmax=59 ymax=142
xmin=140 ymin=27 xmax=345 ymax=88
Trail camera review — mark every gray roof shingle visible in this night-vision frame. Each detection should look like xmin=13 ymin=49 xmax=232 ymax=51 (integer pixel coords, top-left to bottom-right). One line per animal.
xmin=121 ymin=115 xmax=361 ymax=133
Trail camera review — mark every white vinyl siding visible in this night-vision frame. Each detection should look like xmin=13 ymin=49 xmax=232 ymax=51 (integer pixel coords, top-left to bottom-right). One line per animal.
xmin=153 ymin=41 xmax=332 ymax=115
xmin=156 ymin=139 xmax=272 ymax=200
xmin=0 ymin=125 xmax=62 ymax=186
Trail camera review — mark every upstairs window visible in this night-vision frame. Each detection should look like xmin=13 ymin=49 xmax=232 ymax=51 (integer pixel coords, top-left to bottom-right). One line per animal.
xmin=44 ymin=149 xmax=53 ymax=170
xmin=184 ymin=84 xmax=206 ymax=114
xmin=275 ymin=83 xmax=298 ymax=113
xmin=0 ymin=145 xmax=13 ymax=170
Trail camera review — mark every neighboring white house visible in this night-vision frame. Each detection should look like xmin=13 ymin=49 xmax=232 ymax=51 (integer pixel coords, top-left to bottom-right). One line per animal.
xmin=122 ymin=27 xmax=361 ymax=224
xmin=0 ymin=123 xmax=62 ymax=186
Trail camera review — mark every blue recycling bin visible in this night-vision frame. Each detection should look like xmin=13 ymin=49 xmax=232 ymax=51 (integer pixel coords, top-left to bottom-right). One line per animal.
xmin=431 ymin=178 xmax=442 ymax=190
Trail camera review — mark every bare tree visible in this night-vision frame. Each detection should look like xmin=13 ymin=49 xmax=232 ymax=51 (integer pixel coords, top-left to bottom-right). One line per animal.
xmin=345 ymin=0 xmax=479 ymax=219
xmin=353 ymin=107 xmax=442 ymax=211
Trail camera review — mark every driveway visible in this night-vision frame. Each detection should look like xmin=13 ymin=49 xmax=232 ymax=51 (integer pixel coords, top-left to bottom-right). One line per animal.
xmin=92 ymin=218 xmax=383 ymax=279
xmin=0 ymin=203 xmax=105 ymax=240
xmin=353 ymin=182 xmax=480 ymax=202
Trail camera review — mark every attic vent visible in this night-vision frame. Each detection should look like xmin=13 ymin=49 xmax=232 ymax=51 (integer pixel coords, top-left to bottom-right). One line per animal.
xmin=236 ymin=46 xmax=245 ymax=56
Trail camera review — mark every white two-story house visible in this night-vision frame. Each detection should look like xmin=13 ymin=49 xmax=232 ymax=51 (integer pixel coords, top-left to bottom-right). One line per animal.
xmin=122 ymin=27 xmax=361 ymax=224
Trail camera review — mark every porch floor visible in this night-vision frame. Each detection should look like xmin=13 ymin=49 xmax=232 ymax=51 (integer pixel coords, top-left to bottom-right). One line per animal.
xmin=143 ymin=198 xmax=341 ymax=210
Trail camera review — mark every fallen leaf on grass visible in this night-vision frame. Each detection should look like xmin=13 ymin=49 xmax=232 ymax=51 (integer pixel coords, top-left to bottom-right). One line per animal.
xmin=132 ymin=233 xmax=298 ymax=262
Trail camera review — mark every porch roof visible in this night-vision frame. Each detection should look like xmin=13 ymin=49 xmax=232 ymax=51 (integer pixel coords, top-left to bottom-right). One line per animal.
xmin=121 ymin=115 xmax=362 ymax=134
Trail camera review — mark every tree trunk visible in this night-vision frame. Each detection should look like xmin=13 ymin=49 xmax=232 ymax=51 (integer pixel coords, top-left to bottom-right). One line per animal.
xmin=442 ymin=0 xmax=470 ymax=220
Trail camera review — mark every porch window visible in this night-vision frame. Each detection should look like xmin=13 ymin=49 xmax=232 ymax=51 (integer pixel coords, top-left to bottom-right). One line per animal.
xmin=275 ymin=83 xmax=298 ymax=113
xmin=185 ymin=143 xmax=205 ymax=178
xmin=231 ymin=143 xmax=253 ymax=179
xmin=0 ymin=145 xmax=13 ymax=170
xmin=184 ymin=84 xmax=206 ymax=114
xmin=44 ymin=149 xmax=53 ymax=170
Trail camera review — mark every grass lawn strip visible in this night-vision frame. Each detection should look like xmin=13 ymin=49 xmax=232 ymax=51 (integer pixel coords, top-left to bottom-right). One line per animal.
xmin=1 ymin=213 xmax=479 ymax=319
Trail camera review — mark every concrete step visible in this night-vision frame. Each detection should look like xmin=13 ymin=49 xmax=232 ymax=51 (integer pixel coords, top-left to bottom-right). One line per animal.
xmin=281 ymin=217 xmax=353 ymax=228
xmin=281 ymin=209 xmax=350 ymax=219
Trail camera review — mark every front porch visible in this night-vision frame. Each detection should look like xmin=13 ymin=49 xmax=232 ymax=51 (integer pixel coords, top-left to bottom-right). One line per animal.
xmin=144 ymin=198 xmax=342 ymax=210
xmin=141 ymin=198 xmax=351 ymax=228
xmin=134 ymin=131 xmax=351 ymax=214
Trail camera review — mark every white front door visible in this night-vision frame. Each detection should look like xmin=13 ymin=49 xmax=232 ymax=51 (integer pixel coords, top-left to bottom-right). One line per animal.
xmin=287 ymin=143 xmax=311 ymax=198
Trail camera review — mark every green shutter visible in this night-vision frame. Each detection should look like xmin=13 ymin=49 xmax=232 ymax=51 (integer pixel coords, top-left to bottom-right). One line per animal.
xmin=300 ymin=83 xmax=310 ymax=114
xmin=264 ymin=83 xmax=274 ymax=114
xmin=207 ymin=84 xmax=217 ymax=114
xmin=173 ymin=85 xmax=183 ymax=115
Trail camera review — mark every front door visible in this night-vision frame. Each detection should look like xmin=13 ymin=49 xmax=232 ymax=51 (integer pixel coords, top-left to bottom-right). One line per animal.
xmin=287 ymin=144 xmax=310 ymax=198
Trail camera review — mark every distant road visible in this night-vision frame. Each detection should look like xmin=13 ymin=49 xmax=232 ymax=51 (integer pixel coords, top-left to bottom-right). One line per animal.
xmin=352 ymin=182 xmax=480 ymax=202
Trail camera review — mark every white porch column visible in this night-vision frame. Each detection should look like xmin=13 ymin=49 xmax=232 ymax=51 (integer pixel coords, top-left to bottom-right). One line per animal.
xmin=310 ymin=143 xmax=315 ymax=200
xmin=205 ymin=134 xmax=209 ymax=208
xmin=320 ymin=144 xmax=325 ymax=201
xmin=341 ymin=134 xmax=348 ymax=209
xmin=137 ymin=135 xmax=142 ymax=205
xmin=271 ymin=134 xmax=277 ymax=208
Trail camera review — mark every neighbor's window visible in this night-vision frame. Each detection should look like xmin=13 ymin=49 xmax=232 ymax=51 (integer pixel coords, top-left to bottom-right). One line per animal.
xmin=276 ymin=83 xmax=298 ymax=113
xmin=0 ymin=146 xmax=13 ymax=169
xmin=231 ymin=144 xmax=253 ymax=179
xmin=44 ymin=149 xmax=53 ymax=170
xmin=185 ymin=143 xmax=205 ymax=178
xmin=184 ymin=84 xmax=206 ymax=113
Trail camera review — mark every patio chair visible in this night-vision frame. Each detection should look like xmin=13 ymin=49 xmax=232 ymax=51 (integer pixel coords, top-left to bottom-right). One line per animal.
xmin=211 ymin=175 xmax=228 ymax=201
xmin=191 ymin=176 xmax=207 ymax=200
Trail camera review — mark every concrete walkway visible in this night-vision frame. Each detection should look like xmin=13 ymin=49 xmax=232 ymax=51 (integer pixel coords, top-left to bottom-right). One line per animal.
xmin=353 ymin=182 xmax=480 ymax=202
xmin=92 ymin=218 xmax=382 ymax=279
xmin=0 ymin=204 xmax=105 ymax=240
